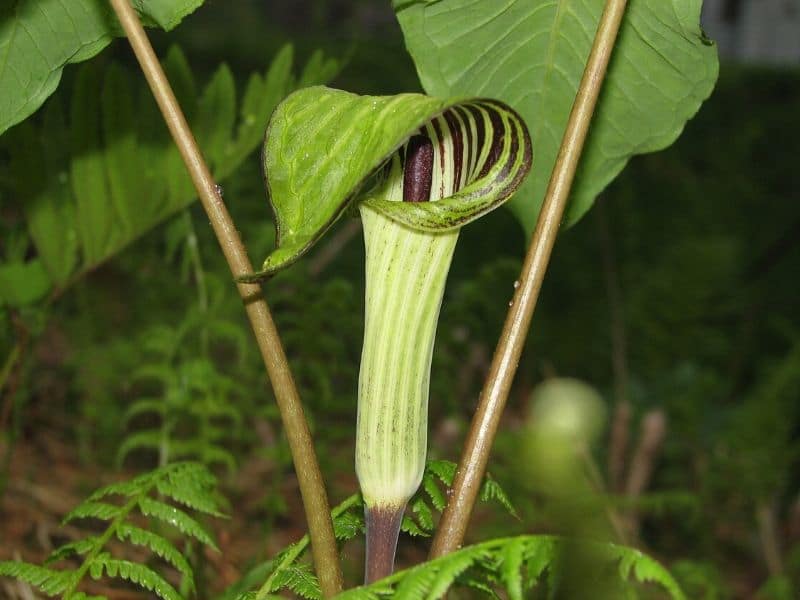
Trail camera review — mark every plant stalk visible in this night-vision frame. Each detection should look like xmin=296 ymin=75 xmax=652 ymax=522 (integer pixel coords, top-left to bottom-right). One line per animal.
xmin=106 ymin=1 xmax=342 ymax=595
xmin=364 ymin=505 xmax=405 ymax=583
xmin=430 ymin=0 xmax=630 ymax=558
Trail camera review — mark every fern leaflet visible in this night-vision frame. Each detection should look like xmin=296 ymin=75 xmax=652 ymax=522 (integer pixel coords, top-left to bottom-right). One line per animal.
xmin=0 ymin=462 xmax=222 ymax=599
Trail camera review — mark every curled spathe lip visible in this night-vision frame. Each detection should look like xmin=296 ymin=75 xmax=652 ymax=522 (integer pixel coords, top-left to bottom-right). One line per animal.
xmin=238 ymin=86 xmax=532 ymax=282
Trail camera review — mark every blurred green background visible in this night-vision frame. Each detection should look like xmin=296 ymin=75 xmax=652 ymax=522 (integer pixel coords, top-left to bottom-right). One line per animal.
xmin=1 ymin=1 xmax=799 ymax=598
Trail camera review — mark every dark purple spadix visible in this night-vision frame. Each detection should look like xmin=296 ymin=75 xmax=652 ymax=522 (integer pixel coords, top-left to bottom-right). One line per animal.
xmin=403 ymin=135 xmax=433 ymax=203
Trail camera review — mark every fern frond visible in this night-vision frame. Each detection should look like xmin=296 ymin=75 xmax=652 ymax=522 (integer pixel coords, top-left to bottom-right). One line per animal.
xmin=420 ymin=460 xmax=517 ymax=519
xmin=88 ymin=553 xmax=181 ymax=600
xmin=87 ymin=470 xmax=156 ymax=501
xmin=479 ymin=477 xmax=519 ymax=519
xmin=393 ymin=564 xmax=439 ymax=599
xmin=400 ymin=514 xmax=429 ymax=538
xmin=336 ymin=536 xmax=685 ymax=599
xmin=612 ymin=544 xmax=686 ymax=599
xmin=426 ymin=548 xmax=490 ymax=599
xmin=124 ymin=398 xmax=166 ymax=422
xmin=268 ymin=563 xmax=321 ymax=600
xmin=131 ymin=363 xmax=178 ymax=386
xmin=116 ymin=430 xmax=166 ymax=465
xmin=154 ymin=462 xmax=224 ymax=516
xmin=46 ymin=537 xmax=99 ymax=564
xmin=406 ymin=496 xmax=434 ymax=534
xmin=333 ymin=510 xmax=364 ymax=541
xmin=174 ymin=441 xmax=237 ymax=473
xmin=138 ymin=496 xmax=218 ymax=549
xmin=520 ymin=536 xmax=557 ymax=589
xmin=0 ymin=562 xmax=74 ymax=595
xmin=2 ymin=463 xmax=221 ymax=600
xmin=115 ymin=523 xmax=194 ymax=585
xmin=422 ymin=474 xmax=447 ymax=513
xmin=498 ymin=537 xmax=527 ymax=600
xmin=64 ymin=500 xmax=123 ymax=524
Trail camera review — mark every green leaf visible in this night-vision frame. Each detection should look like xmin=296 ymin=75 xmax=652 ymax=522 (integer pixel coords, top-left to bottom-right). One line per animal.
xmin=297 ymin=49 xmax=341 ymax=89
xmin=0 ymin=562 xmax=73 ymax=595
xmin=1 ymin=44 xmax=338 ymax=307
xmin=395 ymin=0 xmax=719 ymax=229
xmin=155 ymin=462 xmax=224 ymax=516
xmin=64 ymin=500 xmax=122 ymax=523
xmin=8 ymin=99 xmax=79 ymax=284
xmin=196 ymin=64 xmax=236 ymax=170
xmin=268 ymin=563 xmax=321 ymax=600
xmin=251 ymin=87 xmax=531 ymax=277
xmin=216 ymin=44 xmax=294 ymax=178
xmin=89 ymin=554 xmax=182 ymax=600
xmin=46 ymin=537 xmax=99 ymax=564
xmin=116 ymin=523 xmax=195 ymax=586
xmin=102 ymin=62 xmax=141 ymax=234
xmin=0 ymin=259 xmax=51 ymax=307
xmin=0 ymin=0 xmax=205 ymax=136
xmin=70 ymin=61 xmax=114 ymax=264
xmin=612 ymin=544 xmax=686 ymax=600
xmin=499 ymin=537 xmax=527 ymax=600
xmin=138 ymin=496 xmax=218 ymax=549
xmin=332 ymin=510 xmax=364 ymax=541
xmin=256 ymin=86 xmax=446 ymax=273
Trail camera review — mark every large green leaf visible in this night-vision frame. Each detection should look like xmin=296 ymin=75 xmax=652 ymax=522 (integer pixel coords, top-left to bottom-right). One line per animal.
xmin=0 ymin=0 xmax=205 ymax=136
xmin=1 ymin=45 xmax=337 ymax=300
xmin=395 ymin=0 xmax=719 ymax=230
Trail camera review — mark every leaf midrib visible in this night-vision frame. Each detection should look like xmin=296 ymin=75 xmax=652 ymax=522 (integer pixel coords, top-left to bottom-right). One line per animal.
xmin=532 ymin=0 xmax=570 ymax=152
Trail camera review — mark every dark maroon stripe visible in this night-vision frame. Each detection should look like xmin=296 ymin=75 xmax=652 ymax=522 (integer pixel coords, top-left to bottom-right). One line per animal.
xmin=453 ymin=105 xmax=474 ymax=184
xmin=402 ymin=134 xmax=433 ymax=203
xmin=466 ymin=104 xmax=486 ymax=176
xmin=478 ymin=106 xmax=505 ymax=179
xmin=430 ymin=117 xmax=447 ymax=199
xmin=443 ymin=109 xmax=464 ymax=192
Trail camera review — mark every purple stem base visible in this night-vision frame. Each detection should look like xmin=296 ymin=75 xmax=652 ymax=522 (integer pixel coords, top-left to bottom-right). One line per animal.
xmin=364 ymin=504 xmax=405 ymax=584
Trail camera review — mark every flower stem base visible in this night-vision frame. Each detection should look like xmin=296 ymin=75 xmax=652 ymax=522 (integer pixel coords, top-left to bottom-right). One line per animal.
xmin=364 ymin=503 xmax=405 ymax=584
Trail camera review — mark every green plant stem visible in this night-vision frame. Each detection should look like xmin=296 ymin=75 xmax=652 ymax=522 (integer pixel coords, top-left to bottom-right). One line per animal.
xmin=106 ymin=1 xmax=343 ymax=595
xmin=430 ymin=0 xmax=630 ymax=559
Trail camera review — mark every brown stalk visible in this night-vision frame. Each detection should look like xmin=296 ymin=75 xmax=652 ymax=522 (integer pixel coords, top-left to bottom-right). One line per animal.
xmin=756 ymin=499 xmax=784 ymax=576
xmin=622 ymin=409 xmax=667 ymax=539
xmin=608 ymin=400 xmax=632 ymax=492
xmin=430 ymin=0 xmax=631 ymax=558
xmin=597 ymin=198 xmax=632 ymax=492
xmin=106 ymin=1 xmax=342 ymax=595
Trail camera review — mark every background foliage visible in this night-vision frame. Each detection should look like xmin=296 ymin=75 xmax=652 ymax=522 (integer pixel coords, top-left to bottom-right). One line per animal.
xmin=1 ymin=0 xmax=798 ymax=598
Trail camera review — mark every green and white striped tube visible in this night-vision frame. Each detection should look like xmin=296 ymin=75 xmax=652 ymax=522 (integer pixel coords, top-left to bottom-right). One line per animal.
xmin=356 ymin=105 xmax=531 ymax=582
